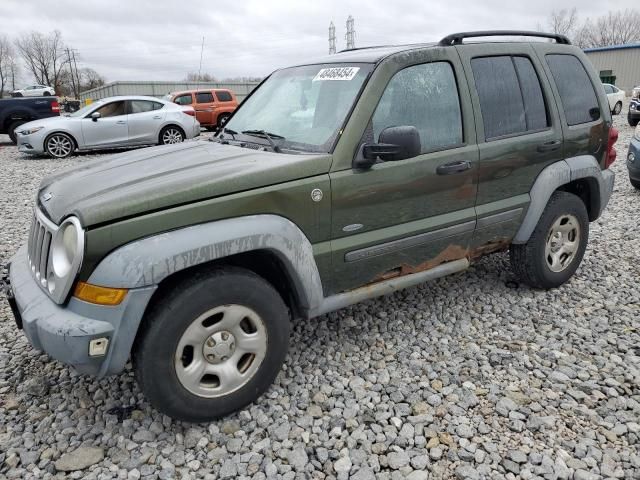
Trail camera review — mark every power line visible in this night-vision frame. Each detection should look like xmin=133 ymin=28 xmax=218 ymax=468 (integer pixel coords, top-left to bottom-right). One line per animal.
xmin=345 ymin=15 xmax=355 ymax=50
xmin=329 ymin=21 xmax=336 ymax=54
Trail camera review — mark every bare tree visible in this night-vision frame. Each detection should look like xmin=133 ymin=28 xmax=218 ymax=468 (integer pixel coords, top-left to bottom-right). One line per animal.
xmin=14 ymin=30 xmax=69 ymax=94
xmin=541 ymin=8 xmax=580 ymax=38
xmin=0 ymin=35 xmax=17 ymax=97
xmin=580 ymin=9 xmax=640 ymax=48
xmin=79 ymin=68 xmax=105 ymax=91
xmin=185 ymin=72 xmax=217 ymax=82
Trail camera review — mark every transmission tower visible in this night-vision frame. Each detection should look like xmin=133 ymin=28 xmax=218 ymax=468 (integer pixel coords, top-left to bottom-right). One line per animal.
xmin=345 ymin=15 xmax=355 ymax=50
xmin=329 ymin=21 xmax=336 ymax=54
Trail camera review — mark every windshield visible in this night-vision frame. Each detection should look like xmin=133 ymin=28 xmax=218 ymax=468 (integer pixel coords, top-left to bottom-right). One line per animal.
xmin=68 ymin=101 xmax=104 ymax=118
xmin=224 ymin=63 xmax=373 ymax=153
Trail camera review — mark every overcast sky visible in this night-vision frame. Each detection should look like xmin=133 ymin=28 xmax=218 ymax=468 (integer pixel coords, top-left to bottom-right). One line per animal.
xmin=1 ymin=0 xmax=637 ymax=83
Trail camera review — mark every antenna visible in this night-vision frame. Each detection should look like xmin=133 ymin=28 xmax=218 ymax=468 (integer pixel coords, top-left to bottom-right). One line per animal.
xmin=329 ymin=21 xmax=336 ymax=54
xmin=345 ymin=15 xmax=355 ymax=50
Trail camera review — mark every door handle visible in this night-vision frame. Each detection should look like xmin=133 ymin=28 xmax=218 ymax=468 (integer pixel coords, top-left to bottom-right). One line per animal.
xmin=436 ymin=161 xmax=471 ymax=175
xmin=537 ymin=140 xmax=561 ymax=153
xmin=116 ymin=120 xmax=126 ymax=125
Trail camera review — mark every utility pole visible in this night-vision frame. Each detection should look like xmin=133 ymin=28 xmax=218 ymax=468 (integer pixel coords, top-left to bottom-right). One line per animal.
xmin=329 ymin=21 xmax=336 ymax=54
xmin=345 ymin=15 xmax=355 ymax=50
xmin=71 ymin=50 xmax=81 ymax=97
xmin=66 ymin=48 xmax=77 ymax=98
xmin=197 ymin=36 xmax=205 ymax=87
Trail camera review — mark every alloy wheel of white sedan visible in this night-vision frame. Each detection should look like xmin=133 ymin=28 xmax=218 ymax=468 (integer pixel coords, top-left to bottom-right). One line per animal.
xmin=161 ymin=127 xmax=185 ymax=145
xmin=45 ymin=133 xmax=74 ymax=158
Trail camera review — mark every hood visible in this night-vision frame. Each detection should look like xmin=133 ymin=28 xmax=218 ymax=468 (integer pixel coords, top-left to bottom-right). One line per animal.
xmin=38 ymin=141 xmax=332 ymax=226
xmin=21 ymin=116 xmax=67 ymax=130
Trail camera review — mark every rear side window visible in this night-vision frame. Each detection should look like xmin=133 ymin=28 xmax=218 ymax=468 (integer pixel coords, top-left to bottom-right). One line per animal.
xmin=372 ymin=61 xmax=463 ymax=153
xmin=546 ymin=54 xmax=600 ymax=125
xmin=174 ymin=94 xmax=193 ymax=105
xmin=471 ymin=56 xmax=549 ymax=140
xmin=603 ymin=84 xmax=613 ymax=94
xmin=216 ymin=91 xmax=233 ymax=102
xmin=195 ymin=92 xmax=214 ymax=103
xmin=129 ymin=100 xmax=163 ymax=113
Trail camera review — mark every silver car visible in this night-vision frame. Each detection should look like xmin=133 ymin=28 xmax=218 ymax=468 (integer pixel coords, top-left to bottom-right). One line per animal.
xmin=16 ymin=96 xmax=200 ymax=158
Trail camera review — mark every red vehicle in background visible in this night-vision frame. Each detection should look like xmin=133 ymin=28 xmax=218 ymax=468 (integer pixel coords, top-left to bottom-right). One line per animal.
xmin=165 ymin=89 xmax=238 ymax=131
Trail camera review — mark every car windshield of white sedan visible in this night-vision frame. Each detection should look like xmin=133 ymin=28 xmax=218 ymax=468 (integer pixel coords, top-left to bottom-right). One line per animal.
xmin=224 ymin=63 xmax=372 ymax=153
xmin=68 ymin=102 xmax=105 ymax=118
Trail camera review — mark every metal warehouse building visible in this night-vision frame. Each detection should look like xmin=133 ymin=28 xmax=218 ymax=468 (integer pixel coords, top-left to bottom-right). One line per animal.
xmin=584 ymin=43 xmax=640 ymax=94
xmin=79 ymin=80 xmax=260 ymax=103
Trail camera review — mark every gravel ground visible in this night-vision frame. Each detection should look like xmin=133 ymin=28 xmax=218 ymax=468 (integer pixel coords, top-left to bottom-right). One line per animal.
xmin=1 ymin=112 xmax=639 ymax=480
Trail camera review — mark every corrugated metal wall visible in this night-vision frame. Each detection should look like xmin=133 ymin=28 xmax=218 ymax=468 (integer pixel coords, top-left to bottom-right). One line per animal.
xmin=584 ymin=47 xmax=640 ymax=94
xmin=79 ymin=81 xmax=260 ymax=102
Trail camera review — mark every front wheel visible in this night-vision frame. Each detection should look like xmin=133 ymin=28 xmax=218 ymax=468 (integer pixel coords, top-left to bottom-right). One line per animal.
xmin=134 ymin=267 xmax=290 ymax=422
xmin=159 ymin=125 xmax=185 ymax=145
xmin=7 ymin=120 xmax=26 ymax=144
xmin=510 ymin=191 xmax=588 ymax=289
xmin=44 ymin=132 xmax=75 ymax=158
xmin=217 ymin=113 xmax=231 ymax=129
xmin=612 ymin=102 xmax=622 ymax=115
xmin=630 ymin=118 xmax=639 ymax=127
xmin=631 ymin=178 xmax=640 ymax=190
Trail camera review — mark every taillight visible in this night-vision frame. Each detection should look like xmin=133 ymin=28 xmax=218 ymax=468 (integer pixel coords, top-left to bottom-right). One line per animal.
xmin=182 ymin=110 xmax=195 ymax=117
xmin=51 ymin=101 xmax=60 ymax=114
xmin=605 ymin=127 xmax=618 ymax=169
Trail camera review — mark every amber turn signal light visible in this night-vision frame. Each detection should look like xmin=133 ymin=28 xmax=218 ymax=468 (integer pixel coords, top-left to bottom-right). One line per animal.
xmin=73 ymin=282 xmax=128 ymax=306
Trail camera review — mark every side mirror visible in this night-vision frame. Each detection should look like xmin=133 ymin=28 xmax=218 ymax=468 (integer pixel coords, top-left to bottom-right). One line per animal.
xmin=355 ymin=126 xmax=421 ymax=169
xmin=91 ymin=111 xmax=101 ymax=122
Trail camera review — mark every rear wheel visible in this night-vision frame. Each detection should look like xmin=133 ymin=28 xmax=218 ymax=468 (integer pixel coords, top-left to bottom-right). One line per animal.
xmin=159 ymin=125 xmax=185 ymax=145
xmin=217 ymin=113 xmax=231 ymax=129
xmin=631 ymin=178 xmax=640 ymax=190
xmin=134 ymin=267 xmax=290 ymax=422
xmin=44 ymin=132 xmax=75 ymax=158
xmin=510 ymin=191 xmax=588 ymax=289
xmin=7 ymin=120 xmax=27 ymax=144
xmin=612 ymin=101 xmax=622 ymax=115
xmin=630 ymin=118 xmax=639 ymax=127
xmin=43 ymin=91 xmax=53 ymax=97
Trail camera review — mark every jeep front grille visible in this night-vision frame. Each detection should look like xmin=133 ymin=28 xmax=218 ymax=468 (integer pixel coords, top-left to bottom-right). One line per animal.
xmin=27 ymin=209 xmax=57 ymax=290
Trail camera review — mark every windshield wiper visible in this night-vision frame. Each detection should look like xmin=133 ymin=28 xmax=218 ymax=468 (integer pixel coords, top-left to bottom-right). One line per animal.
xmin=212 ymin=127 xmax=238 ymax=143
xmin=241 ymin=129 xmax=285 ymax=152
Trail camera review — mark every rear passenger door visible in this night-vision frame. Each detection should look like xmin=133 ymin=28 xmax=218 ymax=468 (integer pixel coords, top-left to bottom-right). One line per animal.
xmin=194 ymin=91 xmax=215 ymax=126
xmin=456 ymin=44 xmax=563 ymax=249
xmin=127 ymin=100 xmax=165 ymax=144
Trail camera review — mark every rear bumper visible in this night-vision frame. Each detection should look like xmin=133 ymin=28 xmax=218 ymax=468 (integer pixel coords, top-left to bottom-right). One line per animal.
xmin=9 ymin=245 xmax=156 ymax=377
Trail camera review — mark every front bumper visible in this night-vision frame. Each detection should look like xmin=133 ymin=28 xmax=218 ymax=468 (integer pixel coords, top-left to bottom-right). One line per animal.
xmin=16 ymin=130 xmax=46 ymax=155
xmin=8 ymin=245 xmax=156 ymax=377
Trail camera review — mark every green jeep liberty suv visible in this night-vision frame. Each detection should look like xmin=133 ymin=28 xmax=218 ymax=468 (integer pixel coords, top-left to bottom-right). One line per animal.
xmin=6 ymin=31 xmax=617 ymax=422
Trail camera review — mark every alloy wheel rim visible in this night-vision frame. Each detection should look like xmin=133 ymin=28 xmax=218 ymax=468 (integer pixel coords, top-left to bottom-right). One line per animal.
xmin=47 ymin=135 xmax=72 ymax=157
xmin=544 ymin=214 xmax=580 ymax=273
xmin=163 ymin=129 xmax=183 ymax=144
xmin=174 ymin=304 xmax=267 ymax=398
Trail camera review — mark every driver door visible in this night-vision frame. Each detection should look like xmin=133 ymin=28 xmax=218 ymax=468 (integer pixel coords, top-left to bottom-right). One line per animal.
xmin=81 ymin=100 xmax=129 ymax=147
xmin=329 ymin=52 xmax=479 ymax=293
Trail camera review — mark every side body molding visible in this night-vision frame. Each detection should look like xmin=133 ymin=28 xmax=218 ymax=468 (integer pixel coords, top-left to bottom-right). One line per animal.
xmin=513 ymin=155 xmax=614 ymax=244
xmin=88 ymin=215 xmax=325 ymax=315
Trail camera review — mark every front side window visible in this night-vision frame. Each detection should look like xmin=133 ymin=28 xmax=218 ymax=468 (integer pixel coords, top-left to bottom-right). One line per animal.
xmin=174 ymin=94 xmax=193 ymax=105
xmin=130 ymin=100 xmax=163 ymax=114
xmin=94 ymin=101 xmax=126 ymax=118
xmin=216 ymin=91 xmax=233 ymax=102
xmin=546 ymin=54 xmax=600 ymax=126
xmin=195 ymin=92 xmax=214 ymax=103
xmin=471 ymin=55 xmax=549 ymax=140
xmin=225 ymin=63 xmax=373 ymax=153
xmin=371 ymin=62 xmax=463 ymax=153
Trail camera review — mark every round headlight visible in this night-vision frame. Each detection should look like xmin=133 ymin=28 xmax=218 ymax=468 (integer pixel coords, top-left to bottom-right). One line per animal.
xmin=51 ymin=218 xmax=82 ymax=278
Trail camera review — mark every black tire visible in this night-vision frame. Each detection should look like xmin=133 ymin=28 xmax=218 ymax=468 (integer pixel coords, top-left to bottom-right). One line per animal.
xmin=612 ymin=102 xmax=622 ymax=115
xmin=159 ymin=125 xmax=185 ymax=145
xmin=13 ymin=92 xmax=23 ymax=97
xmin=7 ymin=120 xmax=26 ymax=144
xmin=630 ymin=118 xmax=639 ymax=127
xmin=631 ymin=178 xmax=640 ymax=190
xmin=43 ymin=91 xmax=52 ymax=96
xmin=44 ymin=132 xmax=75 ymax=158
xmin=510 ymin=191 xmax=589 ymax=289
xmin=217 ymin=113 xmax=230 ymax=129
xmin=134 ymin=267 xmax=290 ymax=422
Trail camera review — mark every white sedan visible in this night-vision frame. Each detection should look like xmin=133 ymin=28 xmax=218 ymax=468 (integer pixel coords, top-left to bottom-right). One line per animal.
xmin=12 ymin=84 xmax=56 ymax=97
xmin=603 ymin=83 xmax=625 ymax=115
xmin=15 ymin=96 xmax=200 ymax=158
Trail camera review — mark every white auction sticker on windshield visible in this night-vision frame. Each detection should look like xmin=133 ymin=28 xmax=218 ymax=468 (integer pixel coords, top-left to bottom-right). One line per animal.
xmin=313 ymin=67 xmax=360 ymax=81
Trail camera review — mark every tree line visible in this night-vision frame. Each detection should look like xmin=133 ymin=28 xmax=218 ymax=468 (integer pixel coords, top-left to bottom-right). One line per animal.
xmin=0 ymin=30 xmax=105 ymax=98
xmin=540 ymin=8 xmax=640 ymax=47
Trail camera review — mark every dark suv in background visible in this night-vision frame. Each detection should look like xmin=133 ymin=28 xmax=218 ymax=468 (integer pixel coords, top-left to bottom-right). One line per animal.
xmin=7 ymin=31 xmax=617 ymax=421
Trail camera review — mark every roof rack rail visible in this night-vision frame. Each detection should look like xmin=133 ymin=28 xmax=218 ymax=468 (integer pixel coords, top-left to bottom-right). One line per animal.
xmin=439 ymin=30 xmax=571 ymax=46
